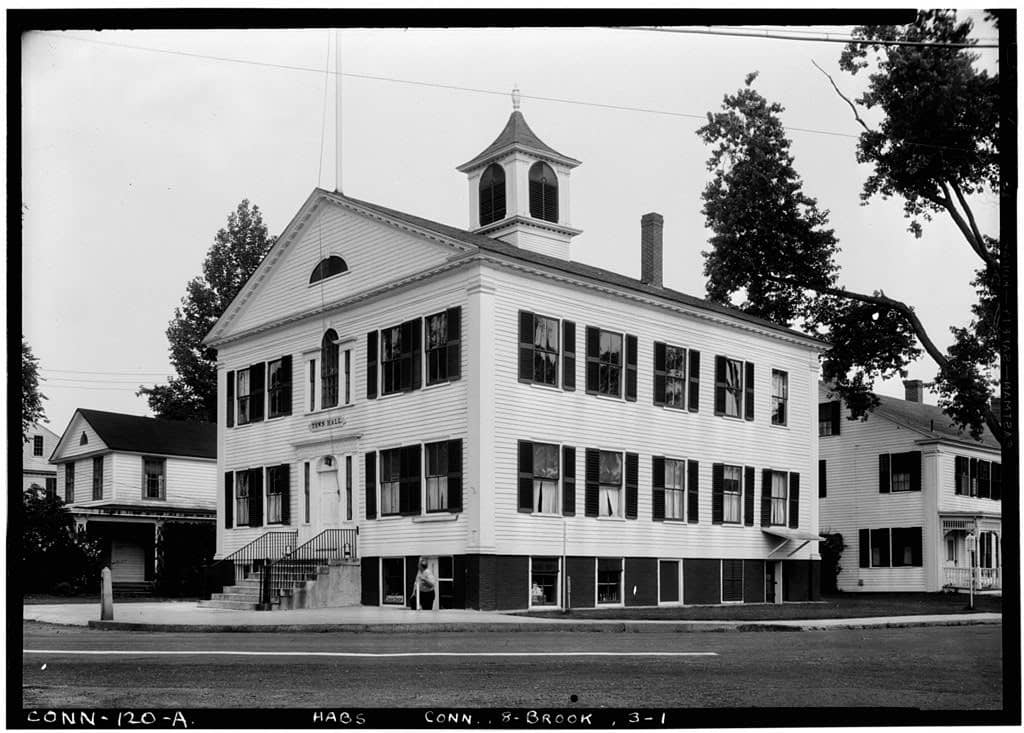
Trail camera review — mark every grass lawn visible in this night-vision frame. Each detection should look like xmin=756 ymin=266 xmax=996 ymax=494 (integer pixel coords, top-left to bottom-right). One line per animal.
xmin=23 ymin=594 xmax=200 ymax=605
xmin=515 ymin=592 xmax=1002 ymax=621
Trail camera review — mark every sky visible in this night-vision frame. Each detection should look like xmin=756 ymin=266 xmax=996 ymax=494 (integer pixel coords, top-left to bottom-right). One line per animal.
xmin=19 ymin=11 xmax=1001 ymax=434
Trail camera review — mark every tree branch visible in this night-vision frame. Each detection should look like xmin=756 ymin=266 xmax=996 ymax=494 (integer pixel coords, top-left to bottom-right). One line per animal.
xmin=763 ymin=272 xmax=1004 ymax=443
xmin=949 ymin=179 xmax=995 ymax=264
xmin=813 ymin=60 xmax=874 ymax=134
xmin=936 ymin=180 xmax=997 ymax=266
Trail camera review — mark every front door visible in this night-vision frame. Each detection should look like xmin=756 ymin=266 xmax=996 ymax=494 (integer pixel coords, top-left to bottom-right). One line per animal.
xmin=765 ymin=562 xmax=777 ymax=604
xmin=317 ymin=456 xmax=340 ymax=529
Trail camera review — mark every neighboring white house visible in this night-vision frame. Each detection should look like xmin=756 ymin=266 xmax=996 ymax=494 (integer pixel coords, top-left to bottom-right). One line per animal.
xmin=50 ymin=409 xmax=217 ymax=589
xmin=818 ymin=381 xmax=1002 ymax=593
xmin=23 ymin=423 xmax=59 ymax=495
xmin=202 ymin=99 xmax=826 ymax=611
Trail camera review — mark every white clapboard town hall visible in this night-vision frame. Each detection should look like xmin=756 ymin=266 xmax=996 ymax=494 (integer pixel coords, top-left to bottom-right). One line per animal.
xmin=203 ymin=96 xmax=826 ymax=611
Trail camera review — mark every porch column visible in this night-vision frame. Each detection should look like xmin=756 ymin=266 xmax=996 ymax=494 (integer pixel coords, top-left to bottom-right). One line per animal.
xmin=154 ymin=520 xmax=164 ymax=583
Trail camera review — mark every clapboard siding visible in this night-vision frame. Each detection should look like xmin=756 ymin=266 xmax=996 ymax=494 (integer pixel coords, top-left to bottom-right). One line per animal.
xmin=486 ymin=264 xmax=819 ymax=561
xmin=934 ymin=444 xmax=1003 ymax=513
xmin=228 ymin=204 xmax=460 ymax=334
xmin=217 ymin=267 xmax=472 ymax=559
xmin=53 ymin=413 xmax=106 ymax=460
xmin=23 ymin=425 xmax=59 ymax=477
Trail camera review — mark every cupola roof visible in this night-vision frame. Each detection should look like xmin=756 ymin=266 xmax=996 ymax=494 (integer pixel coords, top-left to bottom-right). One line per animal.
xmin=457 ymin=103 xmax=580 ymax=173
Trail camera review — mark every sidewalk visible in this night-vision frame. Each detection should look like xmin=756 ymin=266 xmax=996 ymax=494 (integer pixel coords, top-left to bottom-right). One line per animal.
xmin=22 ymin=601 xmax=1003 ymax=633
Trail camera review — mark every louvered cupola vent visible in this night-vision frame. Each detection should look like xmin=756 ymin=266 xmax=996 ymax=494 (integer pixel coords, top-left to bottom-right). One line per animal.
xmin=479 ymin=163 xmax=507 ymax=226
xmin=528 ymin=162 xmax=558 ymax=222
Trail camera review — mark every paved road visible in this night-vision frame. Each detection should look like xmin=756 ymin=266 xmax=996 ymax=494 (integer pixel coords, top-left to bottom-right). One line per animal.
xmin=21 ymin=623 xmax=1002 ymax=711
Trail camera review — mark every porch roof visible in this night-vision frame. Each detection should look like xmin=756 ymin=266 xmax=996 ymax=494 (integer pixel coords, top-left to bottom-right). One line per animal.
xmin=761 ymin=527 xmax=825 ymax=542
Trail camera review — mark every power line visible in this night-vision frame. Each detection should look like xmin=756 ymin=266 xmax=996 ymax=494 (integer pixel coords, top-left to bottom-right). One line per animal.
xmin=40 ymin=31 xmax=988 ymax=154
xmin=620 ymin=25 xmax=1000 ymax=49
xmin=43 ymin=367 xmax=168 ymax=376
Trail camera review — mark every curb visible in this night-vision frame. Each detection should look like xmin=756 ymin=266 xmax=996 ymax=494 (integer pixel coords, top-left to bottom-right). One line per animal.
xmin=82 ymin=616 xmax=1002 ymax=633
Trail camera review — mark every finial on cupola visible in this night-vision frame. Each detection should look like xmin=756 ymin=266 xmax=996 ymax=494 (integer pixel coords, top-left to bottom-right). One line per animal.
xmin=511 ymin=85 xmax=521 ymax=111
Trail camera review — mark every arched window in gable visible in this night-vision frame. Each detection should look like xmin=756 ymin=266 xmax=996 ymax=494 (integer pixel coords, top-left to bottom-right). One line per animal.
xmin=529 ymin=161 xmax=558 ymax=223
xmin=310 ymin=256 xmax=348 ymax=284
xmin=479 ymin=163 xmax=506 ymax=226
xmin=321 ymin=329 xmax=340 ymax=409
xmin=80 ymin=432 xmax=88 ymax=445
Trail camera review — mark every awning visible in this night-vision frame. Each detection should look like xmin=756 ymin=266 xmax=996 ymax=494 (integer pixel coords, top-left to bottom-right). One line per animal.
xmin=761 ymin=527 xmax=825 ymax=542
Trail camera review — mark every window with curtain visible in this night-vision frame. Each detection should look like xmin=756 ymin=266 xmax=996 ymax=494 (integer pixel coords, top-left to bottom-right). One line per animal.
xmin=664 ymin=458 xmax=686 ymax=520
xmin=723 ymin=464 xmax=742 ymax=523
xmin=724 ymin=358 xmax=743 ymax=417
xmin=235 ymin=472 xmax=250 ymax=526
xmin=599 ymin=451 xmax=623 ymax=517
xmin=380 ymin=449 xmax=402 ymax=516
xmin=426 ymin=442 xmax=449 ymax=512
xmin=532 ymin=443 xmax=560 ymax=514
xmin=664 ymin=345 xmax=687 ymax=408
xmin=771 ymin=471 xmax=788 ymax=525
xmin=236 ymin=368 xmax=251 ymax=425
xmin=144 ymin=457 xmax=166 ymax=500
xmin=771 ymin=369 xmax=788 ymax=425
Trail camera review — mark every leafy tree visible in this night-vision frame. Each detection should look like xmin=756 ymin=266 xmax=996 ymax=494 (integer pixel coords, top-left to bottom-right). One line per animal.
xmin=698 ymin=10 xmax=1002 ymax=444
xmin=21 ymin=337 xmax=47 ymax=441
xmin=139 ymin=200 xmax=276 ymax=422
xmin=21 ymin=487 xmax=103 ymax=594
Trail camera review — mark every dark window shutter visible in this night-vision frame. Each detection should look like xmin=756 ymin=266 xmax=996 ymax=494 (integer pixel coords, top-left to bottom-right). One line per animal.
xmin=879 ymin=454 xmax=891 ymax=493
xmin=788 ymin=472 xmax=800 ymax=529
xmin=249 ymin=468 xmax=264 ymax=528
xmin=830 ymin=401 xmax=841 ymax=435
xmin=447 ymin=307 xmax=462 ymax=381
xmin=280 ymin=464 xmax=291 ymax=525
xmin=992 ymin=462 xmax=1002 ymax=501
xmin=687 ymin=460 xmax=699 ymax=524
xmin=761 ymin=469 xmax=772 ymax=526
xmin=562 ymin=445 xmax=576 ymax=516
xmin=226 ymin=370 xmax=235 ymax=427
xmin=877 ymin=528 xmax=891 ymax=567
xmin=652 ymin=456 xmax=665 ymax=521
xmin=744 ymin=465 xmax=755 ymax=526
xmin=518 ymin=441 xmax=534 ymax=513
xmin=625 ymin=335 xmax=638 ymax=402
xmin=653 ymin=342 xmax=666 ymax=406
xmin=908 ymin=451 xmax=922 ymax=492
xmin=562 ymin=321 xmax=576 ymax=391
xmin=625 ymin=452 xmax=638 ymax=519
xmin=688 ymin=350 xmax=701 ymax=412
xmin=711 ymin=463 xmax=724 ymax=525
xmin=409 ymin=319 xmax=422 ymax=392
xmin=365 ymin=452 xmax=377 ymax=519
xmin=518 ymin=311 xmax=534 ymax=382
xmin=585 ymin=327 xmax=600 ymax=394
xmin=859 ymin=529 xmax=870 ymax=568
xmin=744 ymin=361 xmax=755 ymax=421
xmin=249 ymin=362 xmax=265 ymax=422
xmin=585 ymin=448 xmax=600 ymax=517
xmin=714 ymin=356 xmax=727 ymax=415
xmin=447 ymin=439 xmax=462 ymax=512
xmin=366 ymin=331 xmax=378 ymax=399
xmin=909 ymin=526 xmax=923 ymax=566
xmin=819 ymin=459 xmax=827 ymax=498
xmin=954 ymin=456 xmax=967 ymax=495
xmin=280 ymin=355 xmax=293 ymax=415
xmin=224 ymin=472 xmax=233 ymax=528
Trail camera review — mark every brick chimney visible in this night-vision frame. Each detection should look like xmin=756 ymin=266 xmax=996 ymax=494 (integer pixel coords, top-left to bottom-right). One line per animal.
xmin=903 ymin=379 xmax=924 ymax=403
xmin=640 ymin=213 xmax=663 ymax=287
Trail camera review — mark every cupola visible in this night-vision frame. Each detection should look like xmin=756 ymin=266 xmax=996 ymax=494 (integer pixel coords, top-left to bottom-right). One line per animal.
xmin=457 ymin=87 xmax=582 ymax=259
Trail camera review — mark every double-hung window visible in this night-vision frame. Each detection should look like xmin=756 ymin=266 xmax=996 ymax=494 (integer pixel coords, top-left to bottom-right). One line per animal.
xmin=267 ymin=358 xmax=292 ymax=418
xmin=380 ymin=449 xmax=402 ymax=516
xmin=598 ymin=451 xmax=623 ymax=517
xmin=143 ymin=457 xmax=166 ymax=500
xmin=33 ymin=435 xmax=44 ymax=456
xmin=654 ymin=342 xmax=691 ymax=409
xmin=591 ymin=330 xmax=622 ymax=397
xmin=92 ymin=456 xmax=104 ymax=500
xmin=322 ymin=330 xmax=340 ymax=408
xmin=771 ymin=369 xmax=788 ymax=426
xmin=770 ymin=471 xmax=788 ymax=525
xmin=235 ymin=472 xmax=250 ymax=526
xmin=236 ymin=368 xmax=252 ymax=425
xmin=715 ymin=356 xmax=754 ymax=420
xmin=818 ymin=401 xmax=841 ymax=436
xmin=520 ymin=313 xmax=559 ymax=386
xmin=426 ymin=441 xmax=450 ymax=512
xmin=664 ymin=459 xmax=686 ymax=520
xmin=532 ymin=443 xmax=560 ymax=514
xmin=265 ymin=464 xmax=289 ymax=524
xmin=879 ymin=452 xmax=921 ymax=493
xmin=653 ymin=457 xmax=692 ymax=522
xmin=425 ymin=308 xmax=461 ymax=385
xmin=723 ymin=465 xmax=743 ymax=524
xmin=65 ymin=462 xmax=75 ymax=503
xmin=381 ymin=321 xmax=420 ymax=395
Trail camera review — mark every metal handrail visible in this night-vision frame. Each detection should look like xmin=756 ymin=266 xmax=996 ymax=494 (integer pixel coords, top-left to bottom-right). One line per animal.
xmin=220 ymin=530 xmax=299 ymax=586
xmin=260 ymin=528 xmax=358 ymax=608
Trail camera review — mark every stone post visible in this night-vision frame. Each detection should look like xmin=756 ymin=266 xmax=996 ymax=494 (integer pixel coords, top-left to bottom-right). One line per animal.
xmin=100 ymin=567 xmax=114 ymax=620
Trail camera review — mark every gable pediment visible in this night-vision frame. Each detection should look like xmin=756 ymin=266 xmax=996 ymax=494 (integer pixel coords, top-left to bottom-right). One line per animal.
xmin=206 ymin=190 xmax=477 ymax=345
xmin=51 ymin=412 xmax=110 ymax=462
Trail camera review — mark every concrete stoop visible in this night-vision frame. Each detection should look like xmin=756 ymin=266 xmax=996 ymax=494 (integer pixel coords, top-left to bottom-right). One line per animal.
xmin=197 ymin=560 xmax=361 ymax=612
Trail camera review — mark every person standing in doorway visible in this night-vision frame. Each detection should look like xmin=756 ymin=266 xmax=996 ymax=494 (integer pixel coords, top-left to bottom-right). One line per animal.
xmin=413 ymin=558 xmax=437 ymax=611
